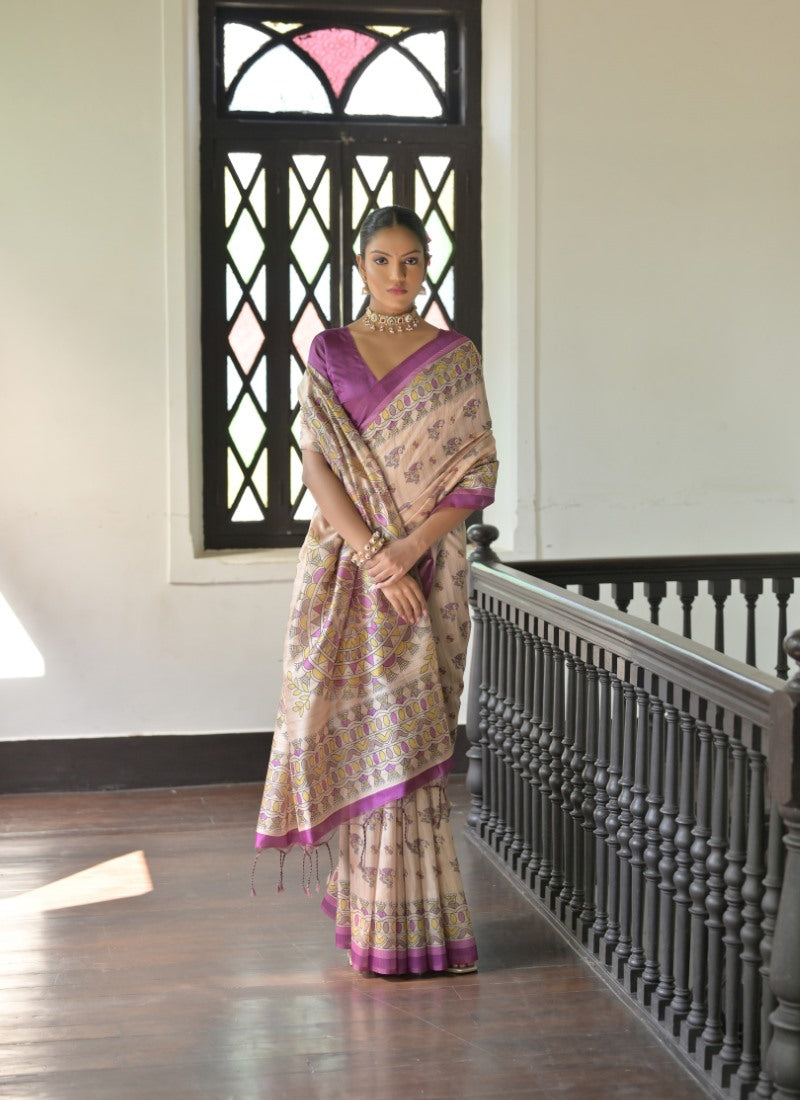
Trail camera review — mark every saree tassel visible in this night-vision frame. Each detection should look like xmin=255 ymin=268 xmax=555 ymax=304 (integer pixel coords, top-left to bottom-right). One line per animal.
xmin=359 ymin=817 xmax=370 ymax=873
xmin=250 ymin=852 xmax=260 ymax=897
xmin=314 ymin=846 xmax=321 ymax=892
xmin=277 ymin=850 xmax=287 ymax=893
xmin=302 ymin=849 xmax=312 ymax=896
xmin=401 ymin=798 xmax=414 ymax=850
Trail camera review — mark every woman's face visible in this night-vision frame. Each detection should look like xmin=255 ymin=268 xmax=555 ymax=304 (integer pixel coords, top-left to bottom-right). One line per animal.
xmin=357 ymin=224 xmax=427 ymax=315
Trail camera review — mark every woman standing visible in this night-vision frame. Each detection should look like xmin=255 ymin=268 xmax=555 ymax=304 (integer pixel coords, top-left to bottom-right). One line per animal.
xmin=255 ymin=206 xmax=497 ymax=975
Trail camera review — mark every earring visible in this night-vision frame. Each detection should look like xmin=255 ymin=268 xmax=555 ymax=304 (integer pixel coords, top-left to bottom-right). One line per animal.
xmin=361 ymin=283 xmax=369 ymax=296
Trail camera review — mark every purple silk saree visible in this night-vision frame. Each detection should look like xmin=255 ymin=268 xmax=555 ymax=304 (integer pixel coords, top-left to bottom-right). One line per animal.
xmin=255 ymin=326 xmax=497 ymax=973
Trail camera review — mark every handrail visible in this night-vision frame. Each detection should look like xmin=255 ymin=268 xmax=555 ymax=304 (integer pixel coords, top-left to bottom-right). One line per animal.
xmin=511 ymin=552 xmax=800 ymax=586
xmin=478 ymin=562 xmax=777 ymax=737
xmin=499 ymin=534 xmax=799 ymax=678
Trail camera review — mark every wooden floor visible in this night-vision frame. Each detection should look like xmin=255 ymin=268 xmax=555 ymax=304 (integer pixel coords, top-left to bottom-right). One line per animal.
xmin=0 ymin=783 xmax=714 ymax=1099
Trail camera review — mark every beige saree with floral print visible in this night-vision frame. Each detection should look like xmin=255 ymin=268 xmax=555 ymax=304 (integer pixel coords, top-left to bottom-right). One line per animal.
xmin=255 ymin=326 xmax=497 ymax=974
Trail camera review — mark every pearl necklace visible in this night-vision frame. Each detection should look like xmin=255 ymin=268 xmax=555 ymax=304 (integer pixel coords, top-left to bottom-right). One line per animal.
xmin=363 ymin=306 xmax=421 ymax=334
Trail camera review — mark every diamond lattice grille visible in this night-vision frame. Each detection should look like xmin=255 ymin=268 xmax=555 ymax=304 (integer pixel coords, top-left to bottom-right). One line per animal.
xmin=225 ymin=154 xmax=269 ymax=521
xmin=288 ymin=155 xmax=332 ymax=521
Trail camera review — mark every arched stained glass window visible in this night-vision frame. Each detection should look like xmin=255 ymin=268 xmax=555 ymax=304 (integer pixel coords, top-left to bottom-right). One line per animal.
xmin=222 ymin=21 xmax=451 ymax=120
xmin=200 ymin=2 xmax=481 ymax=549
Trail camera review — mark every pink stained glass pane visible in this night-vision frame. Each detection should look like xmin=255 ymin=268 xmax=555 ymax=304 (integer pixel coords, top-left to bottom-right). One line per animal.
xmin=294 ymin=28 xmax=378 ymax=98
xmin=229 ymin=302 xmax=264 ymax=373
xmin=292 ymin=301 xmax=325 ymax=367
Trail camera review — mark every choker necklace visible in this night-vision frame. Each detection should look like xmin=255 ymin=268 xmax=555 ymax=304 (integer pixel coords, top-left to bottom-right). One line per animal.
xmin=363 ymin=306 xmax=421 ymax=335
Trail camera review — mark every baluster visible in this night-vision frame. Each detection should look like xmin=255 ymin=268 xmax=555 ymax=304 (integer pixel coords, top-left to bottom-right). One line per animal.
xmin=765 ymin=631 xmax=800 ymax=1100
xmin=604 ymin=674 xmax=624 ymax=951
xmin=579 ymin=657 xmax=598 ymax=929
xmin=741 ymin=577 xmax=763 ymax=668
xmin=465 ymin=587 xmax=487 ymax=829
xmin=537 ymin=638 xmax=554 ymax=888
xmin=559 ymin=649 xmax=576 ymax=909
xmin=773 ymin=579 xmax=794 ymax=680
xmin=687 ymin=719 xmax=713 ymax=1031
xmin=517 ymin=617 xmax=534 ymax=874
xmin=643 ymin=695 xmax=665 ymax=986
xmin=484 ymin=600 xmax=500 ymax=840
xmin=527 ymin=631 xmax=545 ymax=886
xmin=501 ymin=616 xmax=517 ymax=858
xmin=592 ymin=666 xmax=611 ymax=940
xmin=656 ymin=703 xmax=679 ymax=1004
xmin=708 ymin=578 xmax=731 ymax=654
xmin=615 ymin=681 xmax=636 ymax=964
xmin=612 ymin=582 xmax=634 ymax=614
xmin=570 ymin=655 xmax=587 ymax=917
xmin=756 ymin=800 xmax=785 ymax=1097
xmin=628 ymin=685 xmax=650 ymax=974
xmin=720 ymin=737 xmax=747 ymax=1072
xmin=478 ymin=597 xmax=495 ymax=836
xmin=671 ymin=713 xmax=696 ymax=1017
xmin=677 ymin=580 xmax=698 ymax=640
xmin=700 ymin=727 xmax=728 ymax=1048
xmin=644 ymin=581 xmax=667 ymax=625
xmin=490 ymin=602 xmax=508 ymax=850
xmin=738 ymin=748 xmax=765 ymax=1085
xmin=510 ymin=612 xmax=525 ymax=869
xmin=548 ymin=641 xmax=566 ymax=896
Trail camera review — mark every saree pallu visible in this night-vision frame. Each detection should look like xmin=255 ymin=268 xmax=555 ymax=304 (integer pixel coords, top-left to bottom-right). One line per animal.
xmin=255 ymin=328 xmax=497 ymax=972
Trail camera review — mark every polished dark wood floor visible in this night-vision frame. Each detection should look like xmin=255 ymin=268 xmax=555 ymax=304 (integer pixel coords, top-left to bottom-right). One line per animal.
xmin=0 ymin=783 xmax=713 ymax=1099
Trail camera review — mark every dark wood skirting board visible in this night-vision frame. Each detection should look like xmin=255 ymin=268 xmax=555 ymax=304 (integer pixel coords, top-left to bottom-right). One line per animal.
xmin=0 ymin=726 xmax=468 ymax=794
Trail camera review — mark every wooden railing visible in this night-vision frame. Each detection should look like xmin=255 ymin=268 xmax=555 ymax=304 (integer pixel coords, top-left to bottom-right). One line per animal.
xmin=465 ymin=525 xmax=800 ymax=1100
xmin=511 ymin=552 xmax=800 ymax=679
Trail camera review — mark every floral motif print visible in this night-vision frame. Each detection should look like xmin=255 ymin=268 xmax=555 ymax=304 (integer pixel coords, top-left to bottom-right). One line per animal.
xmin=404 ymin=460 xmax=424 ymax=484
xmin=383 ymin=444 xmax=405 ymax=469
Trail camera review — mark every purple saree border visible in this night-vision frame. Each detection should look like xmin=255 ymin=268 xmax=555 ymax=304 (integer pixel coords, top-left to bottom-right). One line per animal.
xmin=349 ymin=329 xmax=468 ymax=432
xmin=254 ymin=755 xmax=454 ymax=852
xmin=433 ymin=487 xmax=496 ymax=513
xmin=345 ymin=940 xmax=478 ymax=975
xmin=319 ymin=892 xmax=478 ymax=974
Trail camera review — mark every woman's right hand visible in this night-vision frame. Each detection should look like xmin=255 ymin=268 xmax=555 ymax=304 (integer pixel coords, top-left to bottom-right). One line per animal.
xmin=378 ymin=574 xmax=427 ymax=625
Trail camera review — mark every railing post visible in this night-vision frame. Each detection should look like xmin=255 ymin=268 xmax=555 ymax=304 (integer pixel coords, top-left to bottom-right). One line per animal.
xmin=466 ymin=524 xmax=500 ymax=829
xmin=766 ymin=630 xmax=800 ymax=1099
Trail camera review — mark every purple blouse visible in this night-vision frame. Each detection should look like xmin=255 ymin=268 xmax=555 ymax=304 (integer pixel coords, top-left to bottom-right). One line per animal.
xmin=306 ymin=325 xmax=495 ymax=517
xmin=307 ymin=327 xmax=464 ymax=433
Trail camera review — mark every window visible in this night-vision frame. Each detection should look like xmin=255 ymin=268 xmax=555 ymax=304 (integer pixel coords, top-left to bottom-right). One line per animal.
xmin=199 ymin=2 xmax=482 ymax=548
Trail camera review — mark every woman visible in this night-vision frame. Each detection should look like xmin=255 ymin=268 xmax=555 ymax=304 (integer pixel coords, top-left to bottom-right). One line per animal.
xmin=255 ymin=206 xmax=498 ymax=976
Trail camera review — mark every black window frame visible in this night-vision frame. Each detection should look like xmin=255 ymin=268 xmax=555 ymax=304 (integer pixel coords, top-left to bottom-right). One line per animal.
xmin=199 ymin=0 xmax=482 ymax=550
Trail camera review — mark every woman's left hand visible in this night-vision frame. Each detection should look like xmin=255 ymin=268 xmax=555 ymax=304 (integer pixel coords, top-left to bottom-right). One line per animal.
xmin=365 ymin=536 xmax=422 ymax=587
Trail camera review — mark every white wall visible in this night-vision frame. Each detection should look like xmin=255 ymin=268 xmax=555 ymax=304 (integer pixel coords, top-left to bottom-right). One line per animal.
xmin=484 ymin=0 xmax=799 ymax=558
xmin=0 ymin=0 xmax=796 ymax=741
xmin=0 ymin=0 xmax=289 ymax=739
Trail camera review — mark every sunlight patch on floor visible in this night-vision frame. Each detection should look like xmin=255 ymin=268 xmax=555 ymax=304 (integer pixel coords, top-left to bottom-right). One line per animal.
xmin=0 ymin=851 xmax=153 ymax=914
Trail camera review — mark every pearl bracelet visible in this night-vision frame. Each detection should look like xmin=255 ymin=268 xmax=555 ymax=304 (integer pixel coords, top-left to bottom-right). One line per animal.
xmin=354 ymin=530 xmax=386 ymax=566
